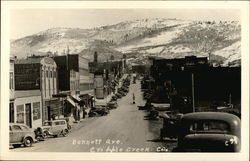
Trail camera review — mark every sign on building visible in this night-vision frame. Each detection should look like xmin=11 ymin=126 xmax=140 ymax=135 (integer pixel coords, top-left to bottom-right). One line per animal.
xmin=15 ymin=64 xmax=40 ymax=90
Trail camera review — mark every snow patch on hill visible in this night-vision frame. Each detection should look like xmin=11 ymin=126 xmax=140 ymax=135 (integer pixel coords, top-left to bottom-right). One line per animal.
xmin=213 ymin=41 xmax=241 ymax=65
xmin=10 ymin=18 xmax=241 ymax=66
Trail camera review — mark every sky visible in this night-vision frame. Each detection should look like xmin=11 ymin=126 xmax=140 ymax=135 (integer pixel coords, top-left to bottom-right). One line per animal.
xmin=10 ymin=9 xmax=240 ymax=39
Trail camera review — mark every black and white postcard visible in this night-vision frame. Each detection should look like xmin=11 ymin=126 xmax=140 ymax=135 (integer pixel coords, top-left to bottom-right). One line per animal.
xmin=1 ymin=1 xmax=249 ymax=161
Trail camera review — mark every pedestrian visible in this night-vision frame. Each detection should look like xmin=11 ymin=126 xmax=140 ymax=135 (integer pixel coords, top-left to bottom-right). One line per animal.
xmin=133 ymin=93 xmax=135 ymax=104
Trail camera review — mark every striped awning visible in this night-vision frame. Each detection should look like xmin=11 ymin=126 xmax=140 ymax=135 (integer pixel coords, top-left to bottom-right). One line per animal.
xmin=71 ymin=95 xmax=81 ymax=102
xmin=67 ymin=97 xmax=80 ymax=110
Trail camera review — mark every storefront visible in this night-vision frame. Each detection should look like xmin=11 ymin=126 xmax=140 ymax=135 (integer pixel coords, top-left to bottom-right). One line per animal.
xmin=44 ymin=98 xmax=64 ymax=121
xmin=14 ymin=91 xmax=42 ymax=128
xmin=79 ymin=94 xmax=94 ymax=108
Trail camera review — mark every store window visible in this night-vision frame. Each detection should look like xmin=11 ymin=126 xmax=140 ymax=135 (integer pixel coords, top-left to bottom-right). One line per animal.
xmin=16 ymin=105 xmax=24 ymax=123
xmin=33 ymin=102 xmax=41 ymax=120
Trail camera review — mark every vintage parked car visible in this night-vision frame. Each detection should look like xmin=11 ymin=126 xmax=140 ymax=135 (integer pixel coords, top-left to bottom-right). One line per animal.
xmin=121 ymin=86 xmax=129 ymax=92
xmin=88 ymin=106 xmax=110 ymax=117
xmin=111 ymin=95 xmax=118 ymax=101
xmin=173 ymin=112 xmax=241 ymax=152
xmin=160 ymin=111 xmax=183 ymax=140
xmin=115 ymin=92 xmax=123 ymax=99
xmin=118 ymin=90 xmax=126 ymax=96
xmin=41 ymin=120 xmax=69 ymax=138
xmin=9 ymin=123 xmax=36 ymax=148
xmin=107 ymin=101 xmax=118 ymax=109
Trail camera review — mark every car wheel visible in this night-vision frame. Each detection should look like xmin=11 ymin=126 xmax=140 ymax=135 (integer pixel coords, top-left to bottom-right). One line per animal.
xmin=23 ymin=137 xmax=33 ymax=147
xmin=62 ymin=129 xmax=69 ymax=137
xmin=44 ymin=131 xmax=49 ymax=138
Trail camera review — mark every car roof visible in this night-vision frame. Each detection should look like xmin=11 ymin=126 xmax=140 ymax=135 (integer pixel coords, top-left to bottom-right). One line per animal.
xmin=182 ymin=112 xmax=240 ymax=124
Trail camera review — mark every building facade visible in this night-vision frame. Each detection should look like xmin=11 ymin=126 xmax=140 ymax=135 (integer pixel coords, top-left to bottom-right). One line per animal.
xmin=9 ymin=58 xmax=15 ymax=123
xmin=14 ymin=56 xmax=61 ymax=127
xmin=53 ymin=54 xmax=94 ymax=120
xmin=149 ymin=55 xmax=240 ymax=113
xmin=89 ymin=52 xmax=126 ymax=100
xmin=14 ymin=91 xmax=42 ymax=128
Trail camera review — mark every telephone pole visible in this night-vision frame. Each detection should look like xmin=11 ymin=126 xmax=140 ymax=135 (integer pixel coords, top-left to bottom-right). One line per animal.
xmin=192 ymin=73 xmax=195 ymax=112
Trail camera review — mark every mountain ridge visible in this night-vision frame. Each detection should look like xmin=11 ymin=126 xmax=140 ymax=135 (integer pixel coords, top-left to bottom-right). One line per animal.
xmin=11 ymin=18 xmax=241 ymax=66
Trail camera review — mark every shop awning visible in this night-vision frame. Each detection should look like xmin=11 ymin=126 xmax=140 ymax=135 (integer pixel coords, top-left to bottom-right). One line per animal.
xmin=67 ymin=97 xmax=80 ymax=110
xmin=79 ymin=94 xmax=89 ymax=99
xmin=71 ymin=95 xmax=81 ymax=102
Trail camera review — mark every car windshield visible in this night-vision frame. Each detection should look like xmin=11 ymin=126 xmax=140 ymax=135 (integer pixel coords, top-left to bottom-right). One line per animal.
xmin=12 ymin=125 xmax=22 ymax=131
xmin=189 ymin=120 xmax=230 ymax=133
xmin=43 ymin=122 xmax=52 ymax=126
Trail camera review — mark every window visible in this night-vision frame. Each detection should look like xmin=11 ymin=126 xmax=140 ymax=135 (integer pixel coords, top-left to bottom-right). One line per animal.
xmin=33 ymin=102 xmax=41 ymax=120
xmin=12 ymin=125 xmax=22 ymax=131
xmin=189 ymin=121 xmax=230 ymax=133
xmin=46 ymin=71 xmax=48 ymax=78
xmin=54 ymin=121 xmax=60 ymax=126
xmin=9 ymin=72 xmax=14 ymax=89
xmin=43 ymin=121 xmax=52 ymax=126
xmin=16 ymin=105 xmax=24 ymax=123
xmin=50 ymin=71 xmax=52 ymax=78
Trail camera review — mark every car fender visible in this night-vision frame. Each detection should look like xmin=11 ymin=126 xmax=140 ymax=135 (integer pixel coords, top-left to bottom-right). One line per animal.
xmin=22 ymin=134 xmax=35 ymax=143
xmin=179 ymin=133 xmax=240 ymax=152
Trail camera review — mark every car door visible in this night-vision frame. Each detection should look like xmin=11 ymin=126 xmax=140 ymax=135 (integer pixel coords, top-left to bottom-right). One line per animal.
xmin=20 ymin=125 xmax=32 ymax=138
xmin=10 ymin=125 xmax=23 ymax=143
xmin=49 ymin=122 xmax=56 ymax=134
xmin=56 ymin=121 xmax=65 ymax=134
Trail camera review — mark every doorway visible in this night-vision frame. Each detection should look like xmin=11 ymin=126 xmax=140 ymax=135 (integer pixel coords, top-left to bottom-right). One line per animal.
xmin=47 ymin=106 xmax=51 ymax=121
xmin=9 ymin=102 xmax=14 ymax=123
xmin=25 ymin=103 xmax=32 ymax=128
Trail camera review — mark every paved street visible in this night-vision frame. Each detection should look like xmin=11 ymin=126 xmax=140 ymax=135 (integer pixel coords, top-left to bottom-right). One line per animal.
xmin=10 ymin=80 xmax=176 ymax=152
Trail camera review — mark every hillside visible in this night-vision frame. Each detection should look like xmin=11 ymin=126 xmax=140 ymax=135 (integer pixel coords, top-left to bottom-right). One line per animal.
xmin=11 ymin=18 xmax=241 ymax=66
